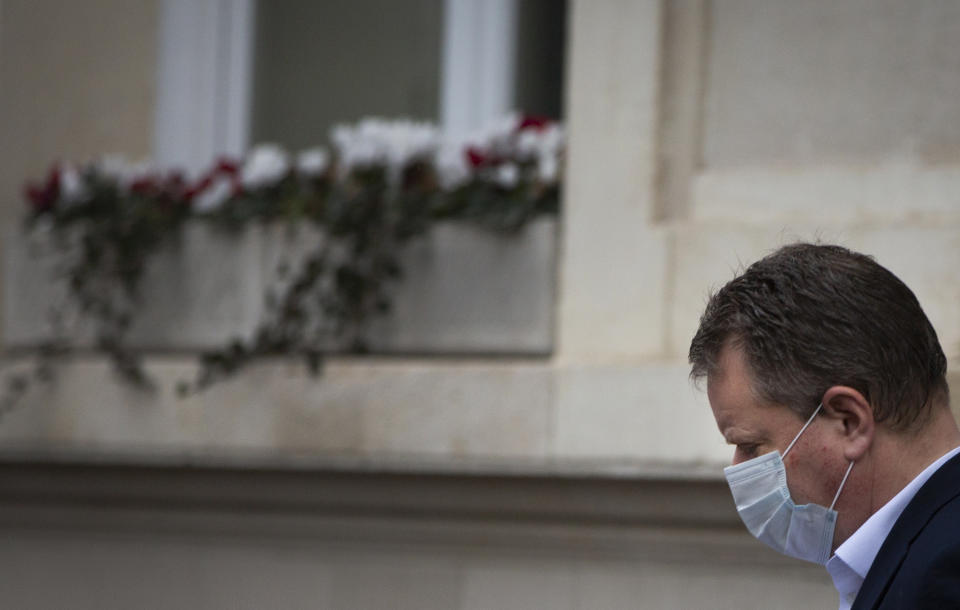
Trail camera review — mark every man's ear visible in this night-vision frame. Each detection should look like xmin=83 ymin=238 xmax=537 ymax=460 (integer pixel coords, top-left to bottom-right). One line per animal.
xmin=822 ymin=386 xmax=875 ymax=461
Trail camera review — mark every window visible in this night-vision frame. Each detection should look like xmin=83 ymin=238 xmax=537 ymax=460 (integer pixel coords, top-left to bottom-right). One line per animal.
xmin=154 ymin=0 xmax=566 ymax=170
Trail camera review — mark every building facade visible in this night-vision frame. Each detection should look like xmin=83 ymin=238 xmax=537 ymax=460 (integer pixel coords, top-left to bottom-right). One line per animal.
xmin=0 ymin=1 xmax=958 ymax=607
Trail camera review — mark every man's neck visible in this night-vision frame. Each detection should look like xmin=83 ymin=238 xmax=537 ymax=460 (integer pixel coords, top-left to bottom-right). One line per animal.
xmin=871 ymin=406 xmax=960 ymax=512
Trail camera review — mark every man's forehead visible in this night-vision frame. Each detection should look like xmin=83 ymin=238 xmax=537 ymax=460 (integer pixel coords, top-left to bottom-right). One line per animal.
xmin=711 ymin=396 xmax=751 ymax=431
xmin=711 ymin=402 xmax=779 ymax=447
xmin=706 ymin=351 xmax=772 ymax=430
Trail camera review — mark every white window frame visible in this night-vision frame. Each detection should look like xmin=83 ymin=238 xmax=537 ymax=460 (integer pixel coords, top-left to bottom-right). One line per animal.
xmin=153 ymin=0 xmax=517 ymax=168
xmin=153 ymin=0 xmax=255 ymax=174
xmin=439 ymin=0 xmax=518 ymax=138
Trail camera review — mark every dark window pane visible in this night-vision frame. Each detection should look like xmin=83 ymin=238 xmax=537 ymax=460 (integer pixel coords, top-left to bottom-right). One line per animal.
xmin=251 ymin=0 xmax=444 ymax=150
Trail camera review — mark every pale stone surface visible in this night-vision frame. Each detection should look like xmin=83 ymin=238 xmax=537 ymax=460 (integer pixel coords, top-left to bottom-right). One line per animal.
xmin=4 ymin=220 xmax=557 ymax=353
xmin=951 ymin=371 xmax=960 ymax=421
xmin=670 ymin=223 xmax=960 ymax=365
xmin=691 ymin=164 xmax=960 ymax=226
xmin=559 ymin=224 xmax=670 ymax=361
xmin=2 ymin=229 xmax=75 ymax=347
xmin=256 ymin=219 xmax=559 ymax=353
xmin=0 ymin=360 xmax=278 ymax=452
xmin=0 ymin=359 xmax=558 ymax=466
xmin=268 ymin=365 xmax=367 ymax=454
xmin=368 ymin=219 xmax=557 ymax=354
xmin=657 ymin=0 xmax=709 ymax=220
xmin=703 ymin=0 xmax=960 ymax=167
xmin=0 ymin=0 xmax=158 ymax=216
xmin=0 ymin=526 xmax=837 ymax=610
xmin=670 ymin=224 xmax=787 ymax=360
xmin=7 ymin=0 xmax=960 ymax=608
xmin=578 ymin=562 xmax=835 ymax=610
xmin=558 ymin=0 xmax=666 ymax=361
xmin=1 ymin=0 xmax=956 ymax=482
xmin=0 ymin=534 xmax=336 ymax=610
xmin=2 ymin=224 xmax=265 ymax=349
xmin=330 ymin=556 xmax=463 ymax=610
xmin=461 ymin=562 xmax=578 ymax=610
xmin=0 ymin=0 xmax=158 ymax=351
xmin=0 ymin=477 xmax=836 ymax=610
xmin=552 ymin=363 xmax=728 ymax=464
xmin=0 ymin=362 xmax=78 ymax=445
xmin=359 ymin=363 xmax=552 ymax=458
xmin=0 ymin=357 xmax=736 ymax=473
xmin=128 ymin=223 xmax=265 ymax=348
xmin=844 ymin=227 xmax=960 ymax=362
xmin=172 ymin=364 xmax=281 ymax=450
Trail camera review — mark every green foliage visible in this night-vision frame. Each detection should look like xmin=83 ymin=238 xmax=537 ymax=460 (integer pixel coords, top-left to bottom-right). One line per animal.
xmin=14 ymin=119 xmax=562 ymax=405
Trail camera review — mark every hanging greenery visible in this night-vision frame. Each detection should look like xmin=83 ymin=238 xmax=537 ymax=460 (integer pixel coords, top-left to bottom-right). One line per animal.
xmin=11 ymin=114 xmax=563 ymax=405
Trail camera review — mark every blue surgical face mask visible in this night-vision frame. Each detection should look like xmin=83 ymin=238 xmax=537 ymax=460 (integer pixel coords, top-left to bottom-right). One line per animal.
xmin=723 ymin=404 xmax=855 ymax=565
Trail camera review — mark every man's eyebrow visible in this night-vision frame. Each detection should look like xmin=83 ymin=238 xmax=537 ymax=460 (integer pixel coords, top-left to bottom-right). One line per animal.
xmin=722 ymin=427 xmax=760 ymax=443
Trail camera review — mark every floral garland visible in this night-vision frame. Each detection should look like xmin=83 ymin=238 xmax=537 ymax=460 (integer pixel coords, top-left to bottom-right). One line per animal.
xmin=14 ymin=114 xmax=563 ymax=402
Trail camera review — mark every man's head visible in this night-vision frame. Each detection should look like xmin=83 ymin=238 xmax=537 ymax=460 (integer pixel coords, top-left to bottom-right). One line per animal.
xmin=689 ymin=243 xmax=949 ymax=432
xmin=690 ymin=243 xmax=955 ymax=550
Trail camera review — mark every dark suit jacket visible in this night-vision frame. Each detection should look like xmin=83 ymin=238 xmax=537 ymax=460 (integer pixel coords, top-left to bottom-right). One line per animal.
xmin=853 ymin=451 xmax=960 ymax=609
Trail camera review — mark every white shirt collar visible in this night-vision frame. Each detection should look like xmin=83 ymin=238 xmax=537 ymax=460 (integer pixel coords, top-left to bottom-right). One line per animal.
xmin=825 ymin=445 xmax=960 ymax=610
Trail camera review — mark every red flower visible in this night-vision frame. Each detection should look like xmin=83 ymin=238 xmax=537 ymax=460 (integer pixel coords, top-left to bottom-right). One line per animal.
xmin=183 ymin=174 xmax=213 ymax=203
xmin=24 ymin=166 xmax=61 ymax=213
xmin=130 ymin=176 xmax=159 ymax=195
xmin=181 ymin=157 xmax=243 ymax=206
xmin=152 ymin=172 xmax=190 ymax=208
xmin=518 ymin=115 xmax=550 ymax=131
xmin=183 ymin=162 xmax=243 ymax=209
xmin=216 ymin=159 xmax=243 ymax=197
xmin=466 ymin=146 xmax=488 ymax=168
xmin=163 ymin=171 xmax=187 ymax=193
xmin=214 ymin=157 xmax=239 ymax=176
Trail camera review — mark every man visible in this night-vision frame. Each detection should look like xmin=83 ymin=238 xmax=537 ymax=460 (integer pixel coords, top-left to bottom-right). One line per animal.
xmin=688 ymin=243 xmax=960 ymax=609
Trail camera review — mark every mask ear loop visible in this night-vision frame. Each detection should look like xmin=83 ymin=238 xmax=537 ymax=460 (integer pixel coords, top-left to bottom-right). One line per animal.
xmin=783 ymin=403 xmax=823 ymax=458
xmin=830 ymin=461 xmax=855 ymax=510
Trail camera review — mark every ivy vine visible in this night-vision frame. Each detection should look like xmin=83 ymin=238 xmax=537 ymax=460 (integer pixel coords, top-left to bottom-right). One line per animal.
xmin=10 ymin=116 xmax=562 ymax=406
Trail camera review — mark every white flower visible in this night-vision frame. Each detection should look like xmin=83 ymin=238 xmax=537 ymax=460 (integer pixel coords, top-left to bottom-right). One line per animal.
xmin=537 ymin=156 xmax=559 ymax=184
xmin=468 ymin=112 xmax=521 ymax=157
xmin=517 ymin=123 xmax=563 ymax=157
xmin=505 ymin=122 xmax=564 ymax=183
xmin=94 ymin=155 xmax=155 ymax=191
xmin=494 ymin=163 xmax=519 ymax=188
xmin=194 ymin=176 xmax=234 ymax=213
xmin=486 ymin=112 xmax=521 ymax=143
xmin=331 ymin=124 xmax=375 ymax=171
xmin=296 ymin=147 xmax=330 ymax=177
xmin=95 ymin=154 xmax=129 ymax=181
xmin=515 ymin=129 xmax=542 ymax=160
xmin=435 ymin=141 xmax=471 ymax=189
xmin=124 ymin=160 xmax=156 ymax=186
xmin=331 ymin=118 xmax=439 ymax=179
xmin=531 ymin=124 xmax=564 ymax=183
xmin=539 ymin=124 xmax=564 ymax=155
xmin=59 ymin=164 xmax=88 ymax=206
xmin=384 ymin=119 xmax=439 ymax=169
xmin=241 ymin=144 xmax=290 ymax=189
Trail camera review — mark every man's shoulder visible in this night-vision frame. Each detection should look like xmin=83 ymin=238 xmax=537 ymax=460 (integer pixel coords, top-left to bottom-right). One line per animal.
xmin=893 ymin=453 xmax=960 ymax=572
xmin=902 ymin=490 xmax=960 ymax=563
xmin=856 ymin=452 xmax=960 ymax=609
xmin=880 ymin=495 xmax=960 ymax=608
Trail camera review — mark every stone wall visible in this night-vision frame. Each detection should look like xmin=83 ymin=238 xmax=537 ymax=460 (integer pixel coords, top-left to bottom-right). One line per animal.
xmin=6 ymin=0 xmax=955 ymax=469
xmin=0 ymin=0 xmax=731 ymax=473
xmin=0 ymin=460 xmax=834 ymax=610
xmin=0 ymin=0 xmax=159 ymax=345
xmin=2 ymin=0 xmax=960 ymax=606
